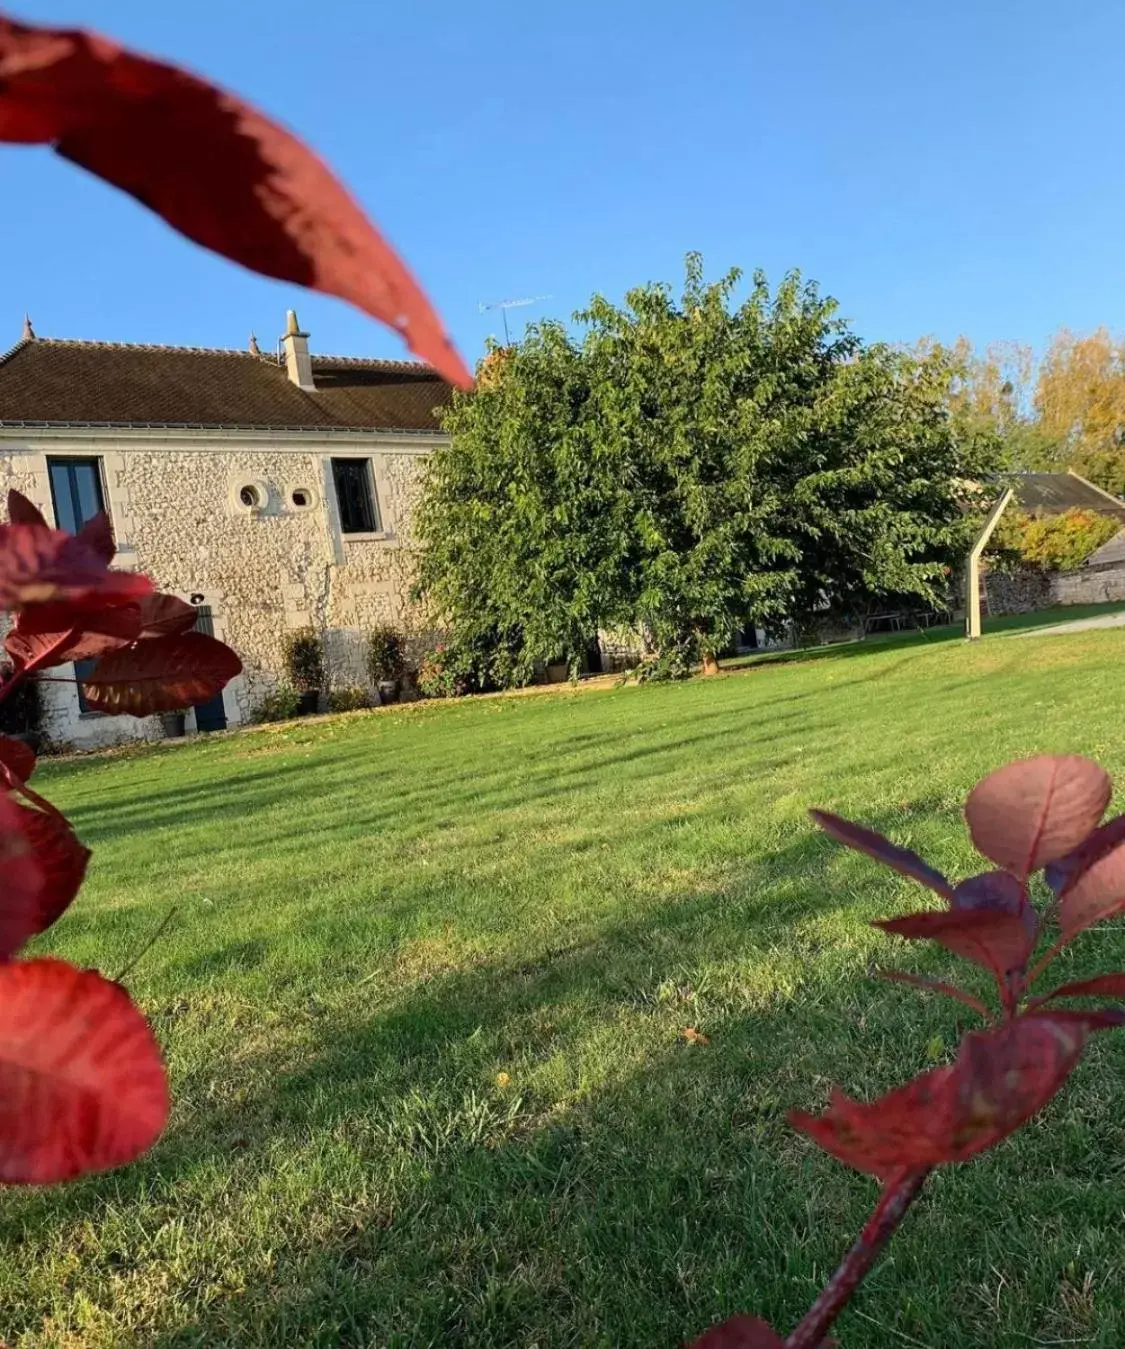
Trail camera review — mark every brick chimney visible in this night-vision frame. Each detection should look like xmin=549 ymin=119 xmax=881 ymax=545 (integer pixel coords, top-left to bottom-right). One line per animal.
xmin=281 ymin=309 xmax=315 ymax=391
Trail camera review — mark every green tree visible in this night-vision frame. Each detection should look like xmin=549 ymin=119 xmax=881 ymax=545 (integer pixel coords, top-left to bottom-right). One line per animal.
xmin=413 ymin=325 xmax=634 ymax=688
xmin=416 ymin=258 xmax=998 ymax=686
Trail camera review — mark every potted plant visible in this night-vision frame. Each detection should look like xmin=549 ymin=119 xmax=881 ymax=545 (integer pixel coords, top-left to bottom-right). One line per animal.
xmin=282 ymin=626 xmax=324 ymax=715
xmin=365 ymin=624 xmax=405 ymax=704
xmin=159 ymin=708 xmax=187 ymax=738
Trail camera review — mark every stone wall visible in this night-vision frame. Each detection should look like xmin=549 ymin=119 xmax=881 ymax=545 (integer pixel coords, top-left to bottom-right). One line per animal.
xmin=1051 ymin=561 xmax=1125 ymax=606
xmin=980 ymin=566 xmax=1052 ymax=616
xmin=983 ymin=560 xmax=1125 ymax=617
xmin=0 ymin=429 xmax=441 ymax=747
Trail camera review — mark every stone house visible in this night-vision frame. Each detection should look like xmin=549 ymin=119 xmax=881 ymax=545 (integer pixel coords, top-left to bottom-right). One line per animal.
xmin=981 ymin=471 xmax=1125 ymax=615
xmin=0 ymin=312 xmax=453 ymax=748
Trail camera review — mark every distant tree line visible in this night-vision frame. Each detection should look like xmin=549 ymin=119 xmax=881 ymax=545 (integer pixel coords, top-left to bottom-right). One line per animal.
xmin=924 ymin=330 xmax=1125 ymax=496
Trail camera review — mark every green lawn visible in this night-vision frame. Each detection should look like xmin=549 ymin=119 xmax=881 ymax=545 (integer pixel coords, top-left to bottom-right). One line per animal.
xmin=8 ymin=618 xmax=1125 ymax=1347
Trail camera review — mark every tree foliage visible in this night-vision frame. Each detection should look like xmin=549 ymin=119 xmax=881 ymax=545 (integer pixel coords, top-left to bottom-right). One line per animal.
xmin=989 ymin=506 xmax=1119 ymax=572
xmin=1033 ymin=329 xmax=1125 ymax=494
xmin=416 ymin=257 xmax=998 ymax=686
xmin=931 ymin=328 xmax=1125 ymax=496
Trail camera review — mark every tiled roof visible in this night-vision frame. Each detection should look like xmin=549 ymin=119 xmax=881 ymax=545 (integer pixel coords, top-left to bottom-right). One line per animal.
xmin=0 ymin=338 xmax=454 ymax=432
xmin=1086 ymin=530 xmax=1125 ymax=567
xmin=1011 ymin=472 xmax=1125 ymax=522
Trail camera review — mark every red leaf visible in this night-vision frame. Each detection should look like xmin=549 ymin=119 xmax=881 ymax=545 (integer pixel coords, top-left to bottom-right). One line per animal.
xmin=0 ymin=957 xmax=168 ymax=1183
xmin=965 ymin=755 xmax=1111 ymax=877
xmin=685 ymin=1316 xmax=787 ymax=1348
xmin=136 ymin=593 xmax=197 ymax=639
xmin=0 ymin=523 xmax=151 ymax=611
xmin=1031 ymin=1006 xmax=1125 ymax=1033
xmin=0 ymin=734 xmax=34 ymax=784
xmin=1039 ymin=973 xmax=1125 ymax=1003
xmin=83 ymin=631 xmax=241 ymax=715
xmin=0 ymin=794 xmax=42 ymax=957
xmin=12 ymin=600 xmax=140 ymax=639
xmin=6 ymin=602 xmax=142 ymax=669
xmin=809 ymin=810 xmax=954 ymax=901
xmin=1045 ymin=814 xmax=1125 ymax=898
xmin=875 ymin=908 xmax=1036 ymax=989
xmin=1059 ymin=841 xmax=1125 ymax=942
xmin=952 ymin=871 xmax=1026 ymax=915
xmin=75 ymin=511 xmax=115 ymax=563
xmin=790 ymin=1015 xmax=1085 ymax=1177
xmin=6 ymin=490 xmax=46 ymax=528
xmin=15 ymin=804 xmax=90 ymax=937
xmin=0 ymin=16 xmax=471 ymax=389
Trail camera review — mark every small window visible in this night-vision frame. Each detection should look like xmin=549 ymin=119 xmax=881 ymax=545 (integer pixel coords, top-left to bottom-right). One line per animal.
xmin=331 ymin=458 xmax=380 ymax=535
xmin=292 ymin=489 xmax=309 ymax=508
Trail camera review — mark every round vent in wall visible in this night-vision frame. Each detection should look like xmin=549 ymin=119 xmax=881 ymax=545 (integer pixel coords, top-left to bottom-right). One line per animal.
xmin=229 ymin=476 xmax=270 ymax=516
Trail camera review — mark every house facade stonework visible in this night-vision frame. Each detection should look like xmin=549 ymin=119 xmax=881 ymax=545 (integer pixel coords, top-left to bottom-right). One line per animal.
xmin=0 ymin=315 xmax=453 ymax=748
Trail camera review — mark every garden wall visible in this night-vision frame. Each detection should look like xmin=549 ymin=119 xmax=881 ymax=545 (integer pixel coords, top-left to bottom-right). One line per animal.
xmin=984 ymin=560 xmax=1125 ymax=616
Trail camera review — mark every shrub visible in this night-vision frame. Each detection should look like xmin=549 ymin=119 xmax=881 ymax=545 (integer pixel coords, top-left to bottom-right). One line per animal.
xmin=328 ymin=685 xmax=373 ymax=713
xmin=252 ymin=683 xmax=302 ymax=722
xmin=366 ymin=625 xmax=406 ymax=685
xmin=687 ymin=754 xmax=1125 ymax=1347
xmin=633 ymin=642 xmax=695 ymax=683
xmin=414 ymin=645 xmax=463 ymax=698
xmin=282 ymin=626 xmax=324 ymax=693
xmin=989 ymin=507 xmax=1119 ymax=572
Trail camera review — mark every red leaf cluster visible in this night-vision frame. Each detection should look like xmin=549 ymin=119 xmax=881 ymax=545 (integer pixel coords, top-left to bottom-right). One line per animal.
xmin=0 ymin=491 xmax=248 ymax=1184
xmin=0 ymin=959 xmax=168 ymax=1184
xmin=802 ymin=755 xmax=1125 ymax=1180
xmin=790 ymin=1015 xmax=1088 ymax=1177
xmin=3 ymin=492 xmax=243 ymax=716
xmin=0 ymin=521 xmax=150 ymax=612
xmin=0 ymin=12 xmax=471 ymax=388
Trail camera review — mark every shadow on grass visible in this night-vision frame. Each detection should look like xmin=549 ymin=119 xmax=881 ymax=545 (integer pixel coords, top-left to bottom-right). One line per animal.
xmin=0 ymin=807 xmax=982 ymax=1349
xmin=724 ymin=600 xmax=1125 ymax=675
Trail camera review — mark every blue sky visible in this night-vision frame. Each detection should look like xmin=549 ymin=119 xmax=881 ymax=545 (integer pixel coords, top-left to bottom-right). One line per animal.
xmin=4 ymin=1 xmax=1123 ymax=368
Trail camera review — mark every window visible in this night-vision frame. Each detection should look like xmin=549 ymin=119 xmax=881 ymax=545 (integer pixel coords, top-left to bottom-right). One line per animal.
xmin=331 ymin=458 xmax=380 ymax=535
xmin=48 ymin=457 xmax=104 ymax=535
xmin=47 ymin=458 xmax=107 ymax=715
